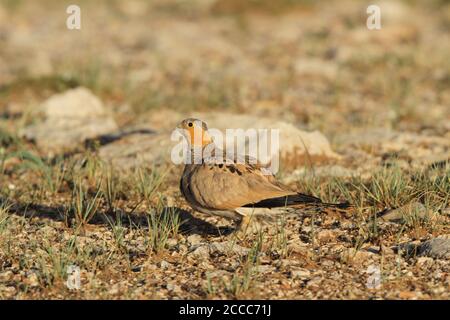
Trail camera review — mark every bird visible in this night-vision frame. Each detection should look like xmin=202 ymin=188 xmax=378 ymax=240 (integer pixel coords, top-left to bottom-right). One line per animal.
xmin=176 ymin=118 xmax=353 ymax=232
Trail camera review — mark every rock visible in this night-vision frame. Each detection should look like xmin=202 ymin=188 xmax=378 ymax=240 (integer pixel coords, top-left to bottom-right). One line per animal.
xmin=0 ymin=271 xmax=14 ymax=281
xmin=337 ymin=129 xmax=450 ymax=169
xmin=98 ymin=112 xmax=338 ymax=170
xmin=305 ymin=277 xmax=322 ymax=289
xmin=209 ymin=241 xmax=250 ymax=256
xmin=21 ymin=87 xmax=118 ymax=151
xmin=98 ymin=130 xmax=175 ymax=170
xmin=189 ymin=241 xmax=250 ymax=259
xmin=279 ymin=259 xmax=301 ymax=268
xmin=160 ymin=260 xmax=170 ymax=270
xmin=189 ymin=245 xmax=210 ymax=259
xmin=416 ymin=257 xmax=434 ymax=268
xmin=186 ymin=234 xmax=203 ymax=246
xmin=166 ymin=282 xmax=182 ymax=293
xmin=255 ymin=265 xmax=275 ymax=274
xmin=108 ymin=284 xmax=120 ymax=295
xmin=291 ymin=268 xmax=311 ymax=280
xmin=416 ymin=238 xmax=450 ymax=259
xmin=166 ymin=238 xmax=178 ymax=248
xmin=206 ymin=270 xmax=231 ymax=279
xmin=194 ymin=113 xmax=340 ymax=167
xmin=1 ymin=286 xmax=16 ymax=297
xmin=316 ymin=229 xmax=337 ymax=244
xmin=26 ymin=272 xmax=40 ymax=287
xmin=40 ymin=87 xmax=106 ymax=118
xmin=340 ymin=248 xmax=375 ymax=265
xmin=379 ymin=202 xmax=431 ymax=223
xmin=399 ymin=236 xmax=450 ymax=259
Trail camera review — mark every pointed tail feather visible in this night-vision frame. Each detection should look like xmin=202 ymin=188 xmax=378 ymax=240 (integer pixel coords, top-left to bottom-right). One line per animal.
xmin=244 ymin=193 xmax=322 ymax=208
xmin=244 ymin=193 xmax=353 ymax=214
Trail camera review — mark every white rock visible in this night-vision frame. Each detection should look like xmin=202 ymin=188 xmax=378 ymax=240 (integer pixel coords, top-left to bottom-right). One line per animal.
xmin=187 ymin=234 xmax=203 ymax=246
xmin=291 ymin=269 xmax=311 ymax=280
xmin=160 ymin=260 xmax=170 ymax=269
xmin=42 ymin=87 xmax=107 ymax=118
xmin=194 ymin=113 xmax=340 ymax=165
xmin=21 ymin=87 xmax=118 ymax=151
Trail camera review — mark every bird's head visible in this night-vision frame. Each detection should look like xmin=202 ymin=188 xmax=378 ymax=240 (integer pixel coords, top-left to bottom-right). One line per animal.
xmin=176 ymin=118 xmax=213 ymax=148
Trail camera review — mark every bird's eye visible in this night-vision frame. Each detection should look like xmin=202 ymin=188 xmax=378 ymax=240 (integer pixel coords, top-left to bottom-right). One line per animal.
xmin=188 ymin=122 xmax=193 ymax=127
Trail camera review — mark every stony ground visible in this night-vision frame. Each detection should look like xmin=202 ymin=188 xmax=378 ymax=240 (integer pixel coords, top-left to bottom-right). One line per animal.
xmin=0 ymin=0 xmax=449 ymax=299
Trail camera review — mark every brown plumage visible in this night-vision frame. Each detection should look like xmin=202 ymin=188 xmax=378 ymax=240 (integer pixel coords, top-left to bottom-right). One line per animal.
xmin=177 ymin=118 xmax=352 ymax=228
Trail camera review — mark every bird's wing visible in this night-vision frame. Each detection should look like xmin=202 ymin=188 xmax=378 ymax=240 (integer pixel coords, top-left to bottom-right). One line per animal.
xmin=184 ymin=160 xmax=296 ymax=210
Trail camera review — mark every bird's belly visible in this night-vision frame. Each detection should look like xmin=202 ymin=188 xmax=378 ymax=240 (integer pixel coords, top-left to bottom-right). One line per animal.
xmin=181 ymin=172 xmax=241 ymax=221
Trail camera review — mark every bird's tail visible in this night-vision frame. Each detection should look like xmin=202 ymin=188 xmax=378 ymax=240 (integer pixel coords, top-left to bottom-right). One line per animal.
xmin=244 ymin=193 xmax=354 ymax=216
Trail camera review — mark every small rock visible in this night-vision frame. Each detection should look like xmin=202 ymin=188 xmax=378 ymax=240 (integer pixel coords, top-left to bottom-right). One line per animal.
xmin=209 ymin=241 xmax=250 ymax=256
xmin=2 ymin=286 xmax=16 ymax=296
xmin=108 ymin=284 xmax=120 ymax=295
xmin=291 ymin=268 xmax=311 ymax=280
xmin=166 ymin=283 xmax=182 ymax=293
xmin=189 ymin=245 xmax=210 ymax=259
xmin=416 ymin=257 xmax=434 ymax=267
xmin=301 ymin=226 xmax=312 ymax=233
xmin=160 ymin=260 xmax=170 ymax=270
xmin=98 ymin=131 xmax=174 ymax=169
xmin=206 ymin=270 xmax=231 ymax=278
xmin=255 ymin=265 xmax=275 ymax=274
xmin=166 ymin=238 xmax=178 ymax=247
xmin=316 ymin=229 xmax=336 ymax=244
xmin=0 ymin=271 xmax=14 ymax=281
xmin=26 ymin=272 xmax=40 ymax=287
xmin=340 ymin=248 xmax=374 ymax=265
xmin=187 ymin=234 xmax=203 ymax=246
xmin=305 ymin=277 xmax=322 ymax=289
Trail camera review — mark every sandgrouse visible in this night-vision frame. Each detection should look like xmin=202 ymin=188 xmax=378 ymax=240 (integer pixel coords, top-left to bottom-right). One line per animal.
xmin=177 ymin=118 xmax=351 ymax=231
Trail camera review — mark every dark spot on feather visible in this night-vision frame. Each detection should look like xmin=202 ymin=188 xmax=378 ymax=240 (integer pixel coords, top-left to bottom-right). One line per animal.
xmin=227 ymin=166 xmax=236 ymax=173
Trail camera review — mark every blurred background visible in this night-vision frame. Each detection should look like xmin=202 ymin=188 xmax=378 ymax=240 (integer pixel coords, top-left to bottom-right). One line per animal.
xmin=0 ymin=0 xmax=448 ymax=138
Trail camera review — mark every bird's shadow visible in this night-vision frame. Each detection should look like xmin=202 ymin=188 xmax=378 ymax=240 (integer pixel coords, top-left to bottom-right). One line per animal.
xmin=160 ymin=207 xmax=235 ymax=237
xmin=84 ymin=128 xmax=156 ymax=148
xmin=5 ymin=200 xmax=235 ymax=237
